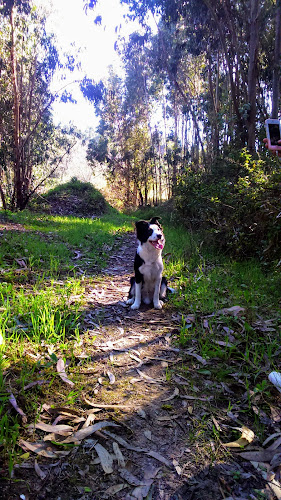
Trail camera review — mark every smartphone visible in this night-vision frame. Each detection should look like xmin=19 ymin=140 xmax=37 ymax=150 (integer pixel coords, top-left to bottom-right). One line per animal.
xmin=265 ymin=119 xmax=281 ymax=150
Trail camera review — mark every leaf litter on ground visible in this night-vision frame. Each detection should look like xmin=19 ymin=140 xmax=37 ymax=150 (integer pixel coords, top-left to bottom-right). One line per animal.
xmin=56 ymin=358 xmax=74 ymax=387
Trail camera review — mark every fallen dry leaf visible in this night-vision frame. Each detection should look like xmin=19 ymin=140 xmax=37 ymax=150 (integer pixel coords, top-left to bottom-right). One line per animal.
xmin=180 ymin=395 xmax=212 ymax=402
xmin=15 ymin=258 xmax=27 ymax=268
xmin=119 ymin=468 xmax=143 ymax=486
xmin=162 ymin=387 xmax=179 ymax=402
xmin=217 ymin=305 xmax=245 ymax=316
xmin=238 ymin=448 xmax=281 ymax=462
xmin=94 ymin=443 xmax=113 ymax=474
xmin=103 ymin=431 xmax=145 ymax=452
xmin=9 ymin=393 xmax=27 ymax=423
xmin=224 ymin=426 xmax=255 ymax=448
xmin=271 ymin=406 xmax=281 ymax=423
xmin=113 ymin=441 xmax=126 ymax=467
xmin=136 ymin=369 xmax=161 ymax=384
xmin=43 ymin=432 xmax=71 ymax=442
xmin=129 ymin=353 xmax=142 ymax=364
xmin=29 ymin=422 xmax=73 ymax=434
xmin=130 ymin=377 xmax=142 ymax=384
xmin=23 ymin=380 xmax=49 ymax=391
xmin=56 ymin=359 xmax=74 ymax=387
xmin=251 ymin=461 xmax=281 ymax=500
xmin=48 ymin=406 xmax=80 ymax=416
xmin=263 ymin=433 xmax=281 ymax=448
xmin=19 ymin=440 xmax=69 ymax=458
xmin=83 ymin=398 xmax=132 ymax=410
xmin=173 ymin=459 xmax=182 ymax=475
xmin=185 ymin=350 xmax=207 ymax=365
xmin=144 ymin=430 xmax=152 ymax=441
xmin=61 ymin=421 xmax=119 ymax=444
xmin=131 ymin=467 xmax=160 ymax=500
xmin=34 ymin=460 xmax=47 ymax=480
xmin=82 ymin=414 xmax=95 ymax=428
xmin=268 ymin=436 xmax=281 ymax=451
xmin=104 ymin=484 xmax=125 ymax=495
xmin=146 ymin=450 xmax=173 ymax=468
xmin=107 ymin=371 xmax=116 ymax=384
xmin=269 ymin=372 xmax=281 ymax=394
xmin=211 ymin=416 xmax=222 ymax=432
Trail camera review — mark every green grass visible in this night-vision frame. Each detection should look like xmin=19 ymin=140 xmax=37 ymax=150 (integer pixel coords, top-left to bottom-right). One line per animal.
xmin=0 ymin=203 xmax=280 ymax=477
xmin=0 ymin=207 xmax=133 ymax=474
xmin=133 ymin=206 xmax=281 ymax=444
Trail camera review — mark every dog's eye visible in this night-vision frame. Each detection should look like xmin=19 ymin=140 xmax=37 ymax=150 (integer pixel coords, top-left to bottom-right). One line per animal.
xmin=148 ymin=228 xmax=153 ymax=236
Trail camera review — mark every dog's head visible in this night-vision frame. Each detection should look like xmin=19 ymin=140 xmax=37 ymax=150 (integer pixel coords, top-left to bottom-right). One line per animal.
xmin=135 ymin=217 xmax=165 ymax=250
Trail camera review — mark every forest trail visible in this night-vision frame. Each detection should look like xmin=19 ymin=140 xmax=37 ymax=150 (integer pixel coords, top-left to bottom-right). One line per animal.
xmin=9 ymin=233 xmax=270 ymax=500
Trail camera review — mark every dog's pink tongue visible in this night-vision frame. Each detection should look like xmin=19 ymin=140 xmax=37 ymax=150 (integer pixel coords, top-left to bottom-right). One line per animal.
xmin=151 ymin=240 xmax=164 ymax=250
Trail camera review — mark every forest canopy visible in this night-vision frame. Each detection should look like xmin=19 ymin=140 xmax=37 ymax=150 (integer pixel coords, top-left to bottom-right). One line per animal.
xmin=83 ymin=0 xmax=280 ymax=206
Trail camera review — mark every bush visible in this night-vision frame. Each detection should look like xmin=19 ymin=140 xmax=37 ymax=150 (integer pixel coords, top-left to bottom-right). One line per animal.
xmin=31 ymin=178 xmax=109 ymax=216
xmin=174 ymin=150 xmax=281 ymax=259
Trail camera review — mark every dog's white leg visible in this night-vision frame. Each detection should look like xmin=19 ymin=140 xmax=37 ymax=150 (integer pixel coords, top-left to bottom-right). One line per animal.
xmin=160 ymin=280 xmax=167 ymax=299
xmin=153 ymin=278 xmax=163 ymax=309
xmin=131 ymin=282 xmax=142 ymax=310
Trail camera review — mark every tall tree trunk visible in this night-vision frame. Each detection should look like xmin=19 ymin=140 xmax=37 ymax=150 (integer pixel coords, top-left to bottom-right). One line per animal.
xmin=203 ymin=0 xmax=246 ymax=145
xmin=172 ymin=99 xmax=178 ymax=195
xmin=207 ymin=53 xmax=219 ymax=158
xmin=0 ymin=180 xmax=7 ymax=210
xmin=272 ymin=0 xmax=281 ymax=118
xmin=247 ymin=0 xmax=260 ymax=152
xmin=10 ymin=5 xmax=22 ymax=209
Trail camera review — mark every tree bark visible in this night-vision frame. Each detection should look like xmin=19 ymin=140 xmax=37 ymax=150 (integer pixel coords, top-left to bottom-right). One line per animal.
xmin=247 ymin=0 xmax=260 ymax=152
xmin=272 ymin=0 xmax=281 ymax=118
xmin=10 ymin=5 xmax=22 ymax=209
xmin=202 ymin=0 xmax=246 ymax=145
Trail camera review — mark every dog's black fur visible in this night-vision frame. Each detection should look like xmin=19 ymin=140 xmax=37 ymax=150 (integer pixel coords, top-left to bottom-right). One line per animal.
xmin=127 ymin=217 xmax=167 ymax=310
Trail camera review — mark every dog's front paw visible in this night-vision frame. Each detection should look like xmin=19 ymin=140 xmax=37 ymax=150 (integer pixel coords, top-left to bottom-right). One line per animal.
xmin=154 ymin=300 xmax=163 ymax=310
xmin=126 ymin=298 xmax=134 ymax=305
xmin=131 ymin=302 xmax=140 ymax=310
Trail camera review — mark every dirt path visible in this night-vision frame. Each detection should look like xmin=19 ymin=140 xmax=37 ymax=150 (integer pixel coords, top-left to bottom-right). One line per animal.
xmin=8 ymin=234 xmax=271 ymax=500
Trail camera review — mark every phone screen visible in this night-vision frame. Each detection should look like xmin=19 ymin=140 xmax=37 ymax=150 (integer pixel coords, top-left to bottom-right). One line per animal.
xmin=268 ymin=123 xmax=281 ymax=145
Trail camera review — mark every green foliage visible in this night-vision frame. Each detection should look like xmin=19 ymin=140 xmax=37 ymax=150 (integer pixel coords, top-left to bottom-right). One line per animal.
xmin=32 ymin=177 xmax=109 ymax=216
xmin=0 ymin=3 xmax=77 ymax=211
xmin=0 ymin=206 xmax=132 ymax=473
xmin=175 ymin=151 xmax=281 ymax=258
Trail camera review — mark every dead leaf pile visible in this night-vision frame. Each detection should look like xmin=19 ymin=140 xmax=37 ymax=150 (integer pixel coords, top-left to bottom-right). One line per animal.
xmin=17 ymin=403 xmax=175 ymax=498
xmin=220 ymin=425 xmax=281 ymax=498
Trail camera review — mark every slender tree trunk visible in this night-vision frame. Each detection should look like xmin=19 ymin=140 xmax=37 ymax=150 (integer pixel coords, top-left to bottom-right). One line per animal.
xmin=172 ymin=99 xmax=178 ymax=195
xmin=208 ymin=53 xmax=219 ymax=158
xmin=0 ymin=180 xmax=7 ymax=210
xmin=10 ymin=5 xmax=22 ymax=209
xmin=247 ymin=0 xmax=260 ymax=152
xmin=203 ymin=0 xmax=246 ymax=145
xmin=162 ymin=88 xmax=167 ymax=155
xmin=272 ymin=0 xmax=281 ymax=118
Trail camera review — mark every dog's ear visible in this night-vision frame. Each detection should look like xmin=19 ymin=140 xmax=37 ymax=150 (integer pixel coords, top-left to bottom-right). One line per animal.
xmin=135 ymin=220 xmax=149 ymax=243
xmin=150 ymin=216 xmax=162 ymax=228
xmin=135 ymin=220 xmax=149 ymax=238
xmin=135 ymin=220 xmax=148 ymax=230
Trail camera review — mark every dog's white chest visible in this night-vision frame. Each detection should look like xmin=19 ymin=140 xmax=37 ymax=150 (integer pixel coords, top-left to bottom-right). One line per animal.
xmin=139 ymin=259 xmax=162 ymax=281
xmin=138 ymin=244 xmax=163 ymax=283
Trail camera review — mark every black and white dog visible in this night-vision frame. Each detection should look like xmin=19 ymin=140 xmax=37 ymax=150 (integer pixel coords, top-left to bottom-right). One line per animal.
xmin=127 ymin=217 xmax=167 ymax=310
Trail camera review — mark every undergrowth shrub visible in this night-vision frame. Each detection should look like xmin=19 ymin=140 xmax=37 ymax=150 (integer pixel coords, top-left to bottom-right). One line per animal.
xmin=175 ymin=150 xmax=281 ymax=259
xmin=31 ymin=177 xmax=109 ymax=216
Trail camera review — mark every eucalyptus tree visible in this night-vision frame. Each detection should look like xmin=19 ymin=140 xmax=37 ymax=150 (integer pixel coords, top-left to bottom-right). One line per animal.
xmin=0 ymin=0 xmax=74 ymax=210
xmin=122 ymin=0 xmax=279 ymax=155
